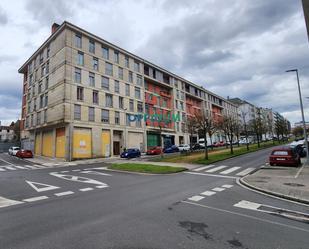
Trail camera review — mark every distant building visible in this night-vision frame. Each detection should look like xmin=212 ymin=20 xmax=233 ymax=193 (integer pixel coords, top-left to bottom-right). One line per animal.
xmin=294 ymin=121 xmax=309 ymax=129
xmin=0 ymin=126 xmax=15 ymax=142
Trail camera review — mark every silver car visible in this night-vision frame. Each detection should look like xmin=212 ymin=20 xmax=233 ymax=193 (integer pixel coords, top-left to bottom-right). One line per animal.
xmin=8 ymin=146 xmax=20 ymax=156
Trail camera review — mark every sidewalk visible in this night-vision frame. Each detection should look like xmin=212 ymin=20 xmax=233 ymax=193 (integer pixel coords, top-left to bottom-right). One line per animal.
xmin=240 ymin=162 xmax=309 ymax=205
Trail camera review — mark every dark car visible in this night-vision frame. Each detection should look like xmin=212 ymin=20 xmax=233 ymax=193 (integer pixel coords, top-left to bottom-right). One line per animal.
xmin=290 ymin=144 xmax=307 ymax=158
xmin=146 ymin=146 xmax=162 ymax=155
xmin=269 ymin=146 xmax=301 ymax=167
xmin=16 ymin=150 xmax=33 ymax=158
xmin=163 ymin=145 xmax=179 ymax=153
xmin=120 ymin=148 xmax=141 ymax=158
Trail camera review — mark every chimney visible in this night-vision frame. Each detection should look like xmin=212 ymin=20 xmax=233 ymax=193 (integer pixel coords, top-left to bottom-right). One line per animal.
xmin=51 ymin=23 xmax=60 ymax=34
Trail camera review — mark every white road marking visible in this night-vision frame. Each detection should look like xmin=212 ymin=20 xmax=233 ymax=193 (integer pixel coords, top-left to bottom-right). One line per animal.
xmin=220 ymin=167 xmax=241 ymax=175
xmin=200 ymin=191 xmax=216 ymax=196
xmin=236 ymin=167 xmax=255 ymax=176
xmin=96 ymin=185 xmax=108 ymax=189
xmin=5 ymin=166 xmax=17 ymax=170
xmin=182 ymin=201 xmax=309 ymax=233
xmin=0 ymin=168 xmax=6 ymax=171
xmin=23 ymin=196 xmax=49 ymax=202
xmin=72 ymin=169 xmax=81 ymax=172
xmin=90 ymin=167 xmax=108 ymax=170
xmin=212 ymin=187 xmax=225 ymax=192
xmin=0 ymin=196 xmax=23 ymax=208
xmin=15 ymin=166 xmax=27 ymax=169
xmin=60 ymin=171 xmax=69 ymax=173
xmin=193 ymin=165 xmax=215 ymax=171
xmin=234 ymin=200 xmax=262 ymax=210
xmin=24 ymin=165 xmax=39 ymax=169
xmin=80 ymin=170 xmax=111 ymax=176
xmin=222 ymin=184 xmax=234 ymax=188
xmin=50 ymin=172 xmax=108 ymax=186
xmin=188 ymin=195 xmax=205 ymax=202
xmin=205 ymin=165 xmax=227 ymax=173
xmin=184 ymin=171 xmax=238 ymax=179
xmin=54 ymin=191 xmax=74 ymax=197
xmin=26 ymin=180 xmax=60 ymax=192
xmin=0 ymin=158 xmax=15 ymax=166
xmin=295 ymin=164 xmax=305 ymax=178
xmin=79 ymin=188 xmax=94 ymax=192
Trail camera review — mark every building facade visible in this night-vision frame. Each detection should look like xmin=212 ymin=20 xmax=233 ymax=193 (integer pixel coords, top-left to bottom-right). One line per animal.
xmin=18 ymin=22 xmax=237 ymax=161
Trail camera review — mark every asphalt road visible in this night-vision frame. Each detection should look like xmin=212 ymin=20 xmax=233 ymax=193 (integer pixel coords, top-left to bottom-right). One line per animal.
xmin=0 ymin=150 xmax=308 ymax=249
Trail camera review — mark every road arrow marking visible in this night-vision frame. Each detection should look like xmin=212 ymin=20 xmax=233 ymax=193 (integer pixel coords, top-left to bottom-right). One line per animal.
xmin=26 ymin=180 xmax=60 ymax=192
xmin=0 ymin=196 xmax=23 ymax=208
xmin=80 ymin=170 xmax=111 ymax=176
xmin=49 ymin=172 xmax=108 ymax=187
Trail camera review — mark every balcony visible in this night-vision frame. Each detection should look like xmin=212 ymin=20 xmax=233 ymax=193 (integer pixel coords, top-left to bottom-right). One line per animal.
xmin=160 ymin=91 xmax=171 ymax=98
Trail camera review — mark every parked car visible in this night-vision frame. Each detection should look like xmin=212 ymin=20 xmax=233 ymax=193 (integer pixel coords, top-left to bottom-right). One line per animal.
xmin=120 ymin=148 xmax=141 ymax=158
xmin=146 ymin=146 xmax=162 ymax=155
xmin=163 ymin=145 xmax=179 ymax=153
xmin=178 ymin=144 xmax=190 ymax=152
xmin=8 ymin=146 xmax=20 ymax=156
xmin=269 ymin=146 xmax=301 ymax=167
xmin=289 ymin=144 xmax=307 ymax=158
xmin=16 ymin=150 xmax=33 ymax=158
xmin=213 ymin=141 xmax=225 ymax=147
xmin=192 ymin=143 xmax=204 ymax=150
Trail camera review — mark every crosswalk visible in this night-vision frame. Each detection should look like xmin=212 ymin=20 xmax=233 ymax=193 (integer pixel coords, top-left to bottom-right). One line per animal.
xmin=0 ymin=164 xmax=67 ymax=172
xmin=193 ymin=164 xmax=256 ymax=176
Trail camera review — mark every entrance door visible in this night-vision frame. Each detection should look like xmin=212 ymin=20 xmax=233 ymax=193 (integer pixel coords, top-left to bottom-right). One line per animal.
xmin=113 ymin=141 xmax=120 ymax=155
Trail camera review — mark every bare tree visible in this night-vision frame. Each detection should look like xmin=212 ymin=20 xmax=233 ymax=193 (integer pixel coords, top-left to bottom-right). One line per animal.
xmin=240 ymin=111 xmax=250 ymax=151
xmin=186 ymin=116 xmax=198 ymax=150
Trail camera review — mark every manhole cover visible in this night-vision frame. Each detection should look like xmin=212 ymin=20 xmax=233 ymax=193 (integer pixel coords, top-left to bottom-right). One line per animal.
xmin=283 ymin=183 xmax=305 ymax=187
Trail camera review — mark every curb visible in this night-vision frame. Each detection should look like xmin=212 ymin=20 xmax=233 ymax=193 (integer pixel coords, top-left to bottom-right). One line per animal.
xmin=239 ymin=176 xmax=309 ymax=205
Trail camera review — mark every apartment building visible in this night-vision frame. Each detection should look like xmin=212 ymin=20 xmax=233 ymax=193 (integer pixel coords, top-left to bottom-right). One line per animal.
xmin=18 ymin=21 xmax=237 ymax=161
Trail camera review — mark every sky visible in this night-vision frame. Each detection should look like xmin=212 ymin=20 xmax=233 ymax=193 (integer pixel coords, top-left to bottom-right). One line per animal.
xmin=0 ymin=0 xmax=309 ymax=126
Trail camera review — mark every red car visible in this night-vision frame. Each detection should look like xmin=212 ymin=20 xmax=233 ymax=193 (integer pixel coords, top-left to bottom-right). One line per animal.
xmin=16 ymin=150 xmax=33 ymax=158
xmin=146 ymin=146 xmax=162 ymax=155
xmin=213 ymin=141 xmax=225 ymax=147
xmin=269 ymin=147 xmax=300 ymax=167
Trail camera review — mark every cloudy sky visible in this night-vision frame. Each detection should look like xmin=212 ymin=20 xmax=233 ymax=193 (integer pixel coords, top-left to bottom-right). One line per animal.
xmin=0 ymin=0 xmax=309 ymax=126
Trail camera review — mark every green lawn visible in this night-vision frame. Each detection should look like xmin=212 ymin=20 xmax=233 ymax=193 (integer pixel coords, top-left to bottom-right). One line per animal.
xmin=109 ymin=163 xmax=187 ymax=174
xmin=154 ymin=141 xmax=281 ymax=165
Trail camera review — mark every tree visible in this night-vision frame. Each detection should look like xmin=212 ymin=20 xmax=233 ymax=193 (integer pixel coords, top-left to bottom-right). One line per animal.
xmin=186 ymin=116 xmax=198 ymax=150
xmin=293 ymin=126 xmax=304 ymax=138
xmin=218 ymin=113 xmax=239 ymax=154
xmin=240 ymin=111 xmax=250 ymax=151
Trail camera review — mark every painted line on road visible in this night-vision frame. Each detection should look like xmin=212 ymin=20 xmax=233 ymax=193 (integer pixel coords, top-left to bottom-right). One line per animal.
xmin=15 ymin=166 xmax=27 ymax=169
xmin=96 ymin=185 xmax=108 ymax=189
xmin=23 ymin=196 xmax=49 ymax=202
xmin=188 ymin=195 xmax=205 ymax=202
xmin=54 ymin=191 xmax=74 ymax=197
xmin=193 ymin=165 xmax=215 ymax=171
xmin=0 ymin=196 xmax=23 ymax=208
xmin=182 ymin=201 xmax=309 ymax=233
xmin=295 ymin=164 xmax=305 ymax=179
xmin=236 ymin=167 xmax=255 ymax=176
xmin=79 ymin=188 xmax=94 ymax=192
xmin=184 ymin=171 xmax=238 ymax=179
xmin=5 ymin=166 xmax=17 ymax=171
xmin=234 ymin=200 xmax=262 ymax=210
xmin=205 ymin=165 xmax=227 ymax=173
xmin=200 ymin=191 xmax=216 ymax=196
xmin=212 ymin=187 xmax=225 ymax=192
xmin=0 ymin=168 xmax=6 ymax=171
xmin=60 ymin=170 xmax=69 ymax=173
xmin=220 ymin=167 xmax=241 ymax=175
xmin=72 ymin=169 xmax=81 ymax=172
xmin=222 ymin=184 xmax=234 ymax=188
xmin=0 ymin=157 xmax=15 ymax=166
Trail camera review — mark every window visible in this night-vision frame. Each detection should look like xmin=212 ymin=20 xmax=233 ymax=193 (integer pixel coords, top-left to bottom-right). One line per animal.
xmin=134 ymin=61 xmax=140 ymax=72
xmin=89 ymin=40 xmax=95 ymax=53
xmin=93 ymin=57 xmax=99 ymax=71
xmin=39 ymin=53 xmax=43 ymax=64
xmin=75 ymin=68 xmax=81 ymax=83
xmin=47 ymin=45 xmax=50 ymax=58
xmin=137 ymin=101 xmax=143 ymax=112
xmin=101 ymin=76 xmax=109 ymax=90
xmin=129 ymin=71 xmax=133 ymax=83
xmin=136 ymin=75 xmax=142 ymax=86
xmin=114 ymin=80 xmax=120 ymax=93
xmin=93 ymin=90 xmax=99 ymax=104
xmin=105 ymin=62 xmax=113 ymax=76
xmin=41 ymin=65 xmax=46 ymax=76
xmin=105 ymin=94 xmax=113 ymax=107
xmin=40 ymin=95 xmax=44 ymax=108
xmin=45 ymin=77 xmax=49 ymax=90
xmin=129 ymin=99 xmax=134 ymax=111
xmin=101 ymin=109 xmax=109 ymax=123
xmin=37 ymin=112 xmax=41 ymax=126
xmin=125 ymin=84 xmax=130 ymax=96
xmin=46 ymin=62 xmax=49 ymax=74
xmin=126 ymin=114 xmax=130 ymax=126
xmin=115 ymin=111 xmax=120 ymax=124
xmin=75 ymin=34 xmax=82 ymax=48
xmin=102 ymin=46 xmax=109 ymax=60
xmin=136 ymin=118 xmax=141 ymax=127
xmin=38 ymin=82 xmax=42 ymax=94
xmin=114 ymin=51 xmax=119 ymax=63
xmin=118 ymin=67 xmax=123 ymax=80
xmin=44 ymin=110 xmax=47 ymax=123
xmin=74 ymin=105 xmax=81 ymax=120
xmin=162 ymin=98 xmax=167 ymax=108
xmin=31 ymin=114 xmax=33 ymax=126
xmin=89 ymin=72 xmax=95 ymax=87
xmin=77 ymin=86 xmax=84 ymax=101
xmin=77 ymin=51 xmax=84 ymax=66
xmin=88 ymin=107 xmax=95 ymax=121
xmin=44 ymin=95 xmax=48 ymax=107
xmin=125 ymin=56 xmax=129 ymax=68
xmin=119 ymin=96 xmax=124 ymax=109
xmin=135 ymin=87 xmax=141 ymax=99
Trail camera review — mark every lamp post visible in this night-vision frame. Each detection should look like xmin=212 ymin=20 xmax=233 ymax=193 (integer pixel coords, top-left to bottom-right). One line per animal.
xmin=286 ymin=69 xmax=309 ymax=164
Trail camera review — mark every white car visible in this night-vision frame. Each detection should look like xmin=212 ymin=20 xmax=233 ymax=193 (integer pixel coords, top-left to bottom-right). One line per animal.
xmin=8 ymin=146 xmax=20 ymax=156
xmin=178 ymin=144 xmax=190 ymax=151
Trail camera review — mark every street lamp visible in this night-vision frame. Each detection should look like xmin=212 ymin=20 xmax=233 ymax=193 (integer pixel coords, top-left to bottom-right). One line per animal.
xmin=286 ymin=69 xmax=309 ymax=164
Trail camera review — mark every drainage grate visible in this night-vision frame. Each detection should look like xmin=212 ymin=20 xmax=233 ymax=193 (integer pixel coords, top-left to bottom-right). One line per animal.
xmin=283 ymin=183 xmax=305 ymax=187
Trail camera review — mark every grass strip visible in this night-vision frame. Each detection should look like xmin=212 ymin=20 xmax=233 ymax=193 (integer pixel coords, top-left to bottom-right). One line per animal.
xmin=109 ymin=163 xmax=187 ymax=174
